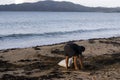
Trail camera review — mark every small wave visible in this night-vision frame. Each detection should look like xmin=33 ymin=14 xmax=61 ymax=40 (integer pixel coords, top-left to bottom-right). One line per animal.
xmin=0 ymin=28 xmax=119 ymax=40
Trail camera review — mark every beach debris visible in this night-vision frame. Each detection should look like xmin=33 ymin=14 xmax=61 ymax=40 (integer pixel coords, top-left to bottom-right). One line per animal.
xmin=88 ymin=39 xmax=96 ymax=43
xmin=33 ymin=46 xmax=41 ymax=50
xmin=51 ymin=49 xmax=64 ymax=55
xmin=0 ymin=56 xmax=4 ymax=58
xmin=1 ymin=74 xmax=38 ymax=80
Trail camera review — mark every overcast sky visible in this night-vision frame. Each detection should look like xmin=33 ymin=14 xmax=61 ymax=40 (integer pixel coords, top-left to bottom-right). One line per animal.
xmin=0 ymin=0 xmax=120 ymax=7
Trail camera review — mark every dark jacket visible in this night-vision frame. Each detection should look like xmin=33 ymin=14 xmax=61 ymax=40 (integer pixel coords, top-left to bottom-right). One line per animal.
xmin=64 ymin=42 xmax=85 ymax=57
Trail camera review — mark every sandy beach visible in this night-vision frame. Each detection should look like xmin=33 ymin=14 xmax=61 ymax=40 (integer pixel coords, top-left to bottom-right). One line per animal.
xmin=0 ymin=37 xmax=120 ymax=80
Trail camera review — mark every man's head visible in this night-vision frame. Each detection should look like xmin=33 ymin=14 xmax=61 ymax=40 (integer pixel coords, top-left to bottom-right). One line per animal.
xmin=79 ymin=46 xmax=85 ymax=52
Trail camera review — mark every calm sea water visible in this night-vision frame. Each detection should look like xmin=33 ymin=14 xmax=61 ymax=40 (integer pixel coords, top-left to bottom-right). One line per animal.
xmin=0 ymin=12 xmax=120 ymax=50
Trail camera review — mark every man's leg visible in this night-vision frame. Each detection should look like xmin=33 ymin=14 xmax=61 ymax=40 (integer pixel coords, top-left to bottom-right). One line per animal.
xmin=65 ymin=56 xmax=69 ymax=69
xmin=73 ymin=56 xmax=79 ymax=70
xmin=78 ymin=55 xmax=84 ymax=69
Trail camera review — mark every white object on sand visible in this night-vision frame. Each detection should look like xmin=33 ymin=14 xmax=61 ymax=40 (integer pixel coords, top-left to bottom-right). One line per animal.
xmin=58 ymin=57 xmax=73 ymax=67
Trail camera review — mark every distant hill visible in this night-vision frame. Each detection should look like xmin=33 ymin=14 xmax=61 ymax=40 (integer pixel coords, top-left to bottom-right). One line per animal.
xmin=0 ymin=1 xmax=120 ymax=12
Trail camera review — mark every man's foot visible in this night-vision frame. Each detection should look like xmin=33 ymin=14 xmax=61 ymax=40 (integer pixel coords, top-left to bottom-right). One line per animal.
xmin=75 ymin=67 xmax=79 ymax=70
xmin=66 ymin=67 xmax=68 ymax=69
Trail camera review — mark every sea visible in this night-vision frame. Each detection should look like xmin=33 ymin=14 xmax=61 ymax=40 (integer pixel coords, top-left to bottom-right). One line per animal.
xmin=0 ymin=12 xmax=120 ymax=50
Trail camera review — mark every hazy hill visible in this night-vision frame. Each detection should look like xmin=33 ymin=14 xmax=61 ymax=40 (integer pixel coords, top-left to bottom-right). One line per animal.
xmin=0 ymin=1 xmax=120 ymax=12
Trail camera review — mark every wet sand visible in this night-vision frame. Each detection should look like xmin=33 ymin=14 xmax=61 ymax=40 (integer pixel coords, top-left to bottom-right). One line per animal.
xmin=0 ymin=37 xmax=120 ymax=80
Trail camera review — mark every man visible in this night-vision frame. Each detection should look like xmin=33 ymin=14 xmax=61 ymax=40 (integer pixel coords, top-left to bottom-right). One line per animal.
xmin=64 ymin=42 xmax=85 ymax=70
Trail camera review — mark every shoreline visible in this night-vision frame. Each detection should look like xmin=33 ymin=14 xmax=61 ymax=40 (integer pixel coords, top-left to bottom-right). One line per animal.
xmin=0 ymin=36 xmax=119 ymax=51
xmin=0 ymin=36 xmax=120 ymax=80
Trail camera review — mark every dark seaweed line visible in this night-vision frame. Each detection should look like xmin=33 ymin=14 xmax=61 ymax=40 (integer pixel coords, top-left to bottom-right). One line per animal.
xmin=99 ymin=41 xmax=120 ymax=46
